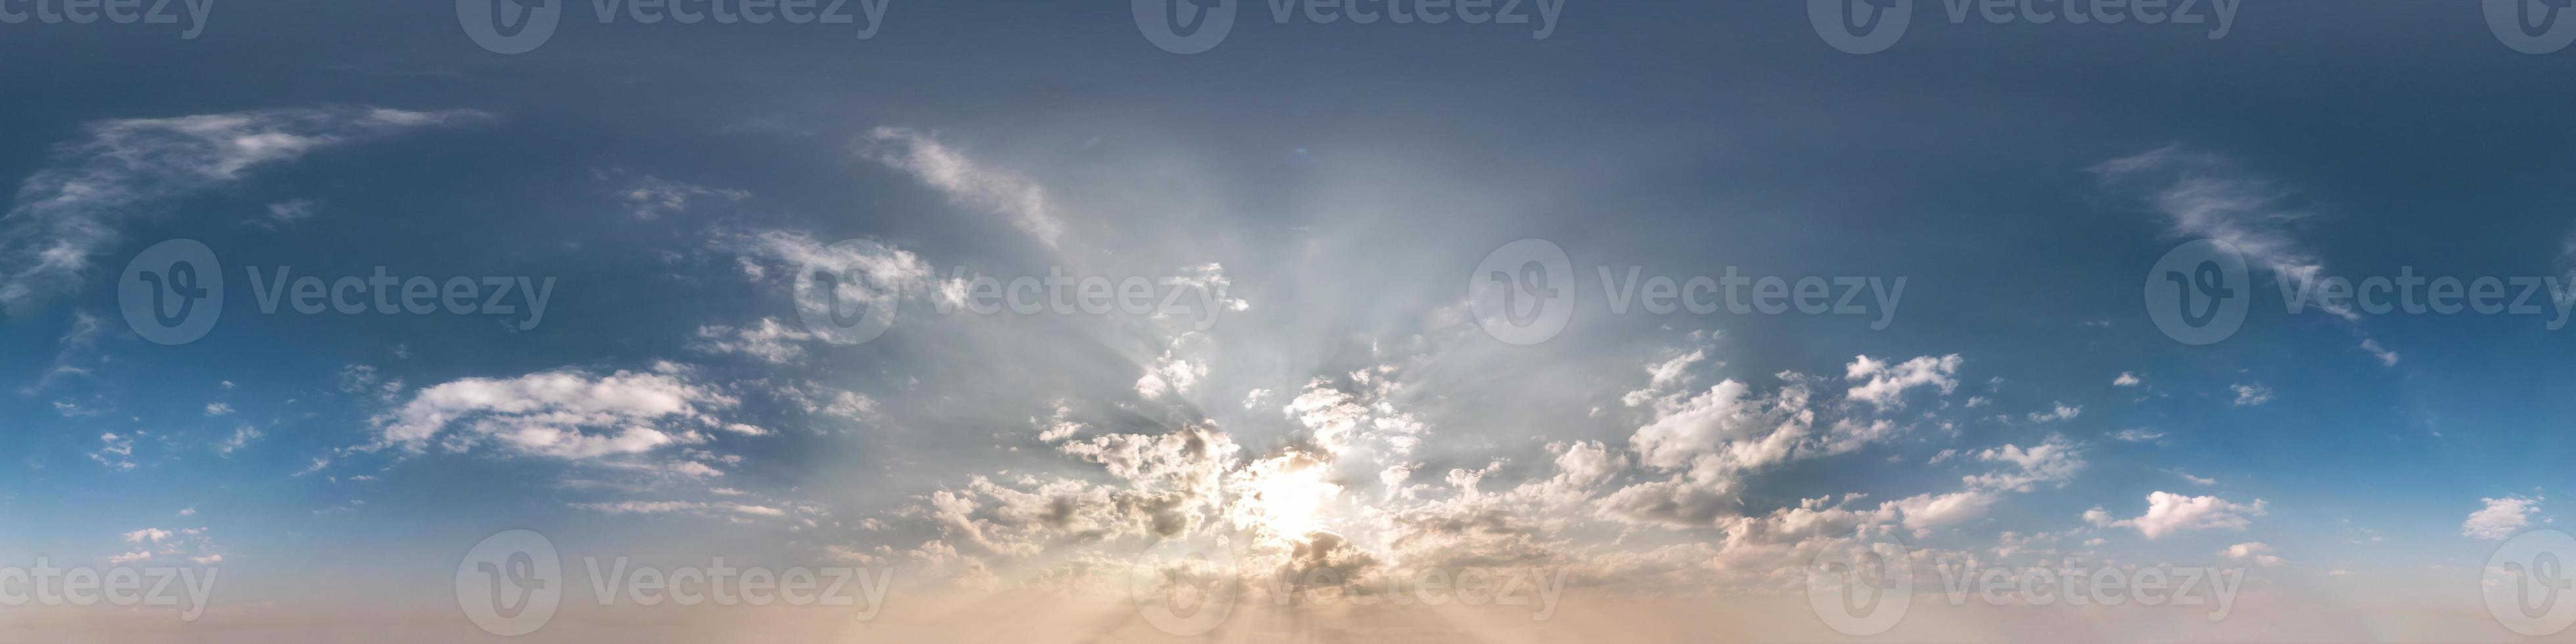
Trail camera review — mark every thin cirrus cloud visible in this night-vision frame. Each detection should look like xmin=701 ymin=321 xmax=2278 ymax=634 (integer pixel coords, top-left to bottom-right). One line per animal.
xmin=0 ymin=106 xmax=485 ymax=315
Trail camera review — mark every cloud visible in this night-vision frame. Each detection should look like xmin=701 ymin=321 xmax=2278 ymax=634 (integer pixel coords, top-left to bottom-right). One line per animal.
xmin=2462 ymin=495 xmax=2542 ymax=540
xmin=2220 ymin=541 xmax=2284 ymax=566
xmin=865 ymin=127 xmax=1064 ymax=246
xmin=606 ymin=173 xmax=747 ymax=220
xmin=2112 ymin=428 xmax=2166 ymax=443
xmin=371 ymin=364 xmax=741 ymax=465
xmin=571 ymin=500 xmax=787 ymax=517
xmin=2025 ymin=403 xmax=2081 ymax=423
xmin=2113 ymin=372 xmax=2141 ymax=387
xmin=2359 ymin=339 xmax=2399 ymax=367
xmin=691 ymin=317 xmax=819 ymax=364
xmin=2092 ymin=147 xmax=2331 ymax=305
xmin=1964 ymin=436 xmax=2085 ymax=492
xmin=1844 ymin=354 xmax=1962 ymax=409
xmin=0 ymin=106 xmax=482 ymax=313
xmin=2230 ymin=383 xmax=2273 ymax=406
xmin=2109 ymin=492 xmax=2267 ymax=539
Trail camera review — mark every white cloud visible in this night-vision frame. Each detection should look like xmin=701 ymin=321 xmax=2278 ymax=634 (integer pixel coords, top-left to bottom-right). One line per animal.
xmin=2462 ymin=495 xmax=2542 ymax=540
xmin=1844 ymin=354 xmax=1963 ymax=409
xmin=2113 ymin=372 xmax=2141 ymax=387
xmin=2359 ymin=339 xmax=2399 ymax=367
xmin=2112 ymin=492 xmax=2267 ymax=539
xmin=608 ymin=173 xmax=747 ymax=220
xmin=865 ymin=127 xmax=1064 ymax=246
xmin=217 ymin=425 xmax=261 ymax=455
xmin=203 ymin=402 xmax=234 ymax=416
xmin=0 ymin=106 xmax=482 ymax=313
xmin=2026 ymin=403 xmax=2082 ymax=423
xmin=2231 ymin=383 xmax=2273 ymax=406
xmin=372 ymin=366 xmax=739 ymax=463
xmin=2220 ymin=541 xmax=2284 ymax=566
xmin=2092 ymin=147 xmax=2339 ymax=317
xmin=571 ymin=501 xmax=786 ymax=517
xmin=2112 ymin=428 xmax=2167 ymax=443
xmin=691 ymin=317 xmax=818 ymax=364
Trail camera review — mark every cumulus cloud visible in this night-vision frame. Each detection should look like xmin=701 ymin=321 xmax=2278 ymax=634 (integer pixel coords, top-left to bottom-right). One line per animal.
xmin=2113 ymin=372 xmax=2140 ymax=387
xmin=371 ymin=365 xmax=741 ymax=467
xmin=2462 ymin=495 xmax=2542 ymax=540
xmin=2220 ymin=541 xmax=2284 ymax=566
xmin=2107 ymin=492 xmax=2267 ymax=539
xmin=1843 ymin=354 xmax=1962 ymax=409
xmin=0 ymin=106 xmax=482 ymax=313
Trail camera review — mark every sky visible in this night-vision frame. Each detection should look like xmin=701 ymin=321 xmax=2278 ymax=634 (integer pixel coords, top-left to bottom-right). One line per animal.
xmin=1 ymin=0 xmax=2574 ymax=641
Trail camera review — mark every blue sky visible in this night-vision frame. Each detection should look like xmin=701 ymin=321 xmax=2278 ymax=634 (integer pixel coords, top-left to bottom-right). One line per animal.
xmin=1 ymin=1 xmax=2573 ymax=641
